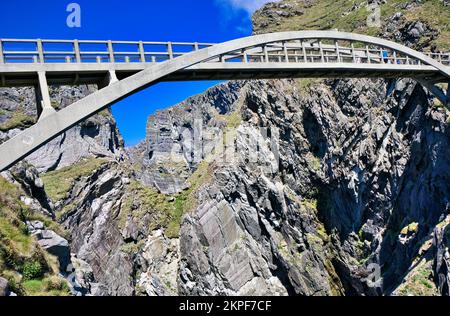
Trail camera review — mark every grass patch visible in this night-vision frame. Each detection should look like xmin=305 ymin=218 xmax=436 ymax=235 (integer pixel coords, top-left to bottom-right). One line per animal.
xmin=0 ymin=176 xmax=69 ymax=296
xmin=0 ymin=110 xmax=35 ymax=132
xmin=22 ymin=276 xmax=71 ymax=296
xmin=120 ymin=161 xmax=213 ymax=239
xmin=253 ymin=0 xmax=448 ymax=50
xmin=397 ymin=259 xmax=439 ymax=296
xmin=400 ymin=222 xmax=419 ymax=236
xmin=41 ymin=158 xmax=107 ymax=202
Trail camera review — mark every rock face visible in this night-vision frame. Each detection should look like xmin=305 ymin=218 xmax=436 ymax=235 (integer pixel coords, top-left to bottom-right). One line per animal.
xmin=128 ymin=82 xmax=244 ymax=194
xmin=28 ymin=221 xmax=71 ymax=271
xmin=0 ymin=277 xmax=9 ymax=296
xmin=1 ymin=0 xmax=449 ymax=297
xmin=174 ymin=77 xmax=449 ymax=296
xmin=0 ymin=85 xmax=123 ymax=173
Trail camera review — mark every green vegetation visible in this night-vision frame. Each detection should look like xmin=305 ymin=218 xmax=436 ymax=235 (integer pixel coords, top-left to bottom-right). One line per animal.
xmin=0 ymin=110 xmax=35 ymax=131
xmin=254 ymin=0 xmax=449 ymax=50
xmin=120 ymin=161 xmax=213 ymax=239
xmin=400 ymin=222 xmax=419 ymax=236
xmin=22 ymin=276 xmax=71 ymax=296
xmin=397 ymin=259 xmax=439 ymax=296
xmin=302 ymin=198 xmax=318 ymax=211
xmin=41 ymin=158 xmax=107 ymax=202
xmin=0 ymin=177 xmax=68 ymax=296
xmin=22 ymin=261 xmax=44 ymax=280
xmin=296 ymin=78 xmax=322 ymax=96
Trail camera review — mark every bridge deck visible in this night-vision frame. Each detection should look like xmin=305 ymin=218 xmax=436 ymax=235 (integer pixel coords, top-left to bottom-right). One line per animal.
xmin=1 ymin=38 xmax=449 ymax=87
xmin=0 ymin=62 xmax=446 ymax=86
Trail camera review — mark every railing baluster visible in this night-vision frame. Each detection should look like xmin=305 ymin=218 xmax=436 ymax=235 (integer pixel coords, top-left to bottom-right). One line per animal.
xmin=139 ymin=41 xmax=146 ymax=62
xmin=302 ymin=41 xmax=307 ymax=63
xmin=242 ymin=49 xmax=248 ymax=63
xmin=74 ymin=40 xmax=81 ymax=63
xmin=380 ymin=48 xmax=384 ymax=64
xmin=335 ymin=41 xmax=341 ymax=63
xmin=284 ymin=42 xmax=289 ymax=63
xmin=264 ymin=45 xmax=269 ymax=62
xmin=194 ymin=42 xmax=199 ymax=51
xmin=167 ymin=42 xmax=174 ymax=60
xmin=319 ymin=41 xmax=324 ymax=63
xmin=0 ymin=40 xmax=4 ymax=64
xmin=108 ymin=40 xmax=115 ymax=63
xmin=365 ymin=45 xmax=371 ymax=64
xmin=37 ymin=39 xmax=45 ymax=63
xmin=393 ymin=51 xmax=397 ymax=64
xmin=351 ymin=43 xmax=356 ymax=63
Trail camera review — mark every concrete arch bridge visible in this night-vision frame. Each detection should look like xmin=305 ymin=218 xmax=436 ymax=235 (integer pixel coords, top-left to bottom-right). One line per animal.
xmin=0 ymin=31 xmax=449 ymax=171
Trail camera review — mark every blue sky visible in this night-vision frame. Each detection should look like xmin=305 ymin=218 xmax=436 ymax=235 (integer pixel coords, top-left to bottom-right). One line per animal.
xmin=0 ymin=0 xmax=275 ymax=146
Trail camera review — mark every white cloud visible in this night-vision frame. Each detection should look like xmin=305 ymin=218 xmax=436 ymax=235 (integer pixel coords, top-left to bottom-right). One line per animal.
xmin=218 ymin=0 xmax=281 ymax=14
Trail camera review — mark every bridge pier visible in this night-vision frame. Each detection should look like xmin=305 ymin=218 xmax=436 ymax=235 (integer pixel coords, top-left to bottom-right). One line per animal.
xmin=36 ymin=71 xmax=56 ymax=120
xmin=98 ymin=70 xmax=119 ymax=89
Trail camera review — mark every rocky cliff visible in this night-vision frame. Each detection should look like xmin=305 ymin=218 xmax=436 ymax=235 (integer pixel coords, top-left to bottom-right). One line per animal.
xmin=0 ymin=0 xmax=449 ymax=296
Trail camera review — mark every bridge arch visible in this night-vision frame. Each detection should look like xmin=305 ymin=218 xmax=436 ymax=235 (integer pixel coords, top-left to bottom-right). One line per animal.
xmin=0 ymin=30 xmax=449 ymax=171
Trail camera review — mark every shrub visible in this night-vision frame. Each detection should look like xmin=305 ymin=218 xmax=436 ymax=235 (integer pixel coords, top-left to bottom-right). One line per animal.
xmin=22 ymin=261 xmax=43 ymax=280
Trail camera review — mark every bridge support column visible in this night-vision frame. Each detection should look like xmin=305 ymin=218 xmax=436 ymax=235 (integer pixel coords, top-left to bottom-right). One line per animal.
xmin=108 ymin=70 xmax=118 ymax=84
xmin=36 ymin=71 xmax=56 ymax=120
xmin=98 ymin=70 xmax=119 ymax=89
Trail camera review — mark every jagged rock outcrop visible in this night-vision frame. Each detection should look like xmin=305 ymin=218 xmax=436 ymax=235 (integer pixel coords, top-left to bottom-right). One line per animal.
xmin=0 ymin=85 xmax=123 ymax=173
xmin=27 ymin=221 xmax=71 ymax=271
xmin=1 ymin=0 xmax=449 ymax=297
xmin=0 ymin=277 xmax=9 ymax=296
xmin=128 ymin=82 xmax=245 ymax=194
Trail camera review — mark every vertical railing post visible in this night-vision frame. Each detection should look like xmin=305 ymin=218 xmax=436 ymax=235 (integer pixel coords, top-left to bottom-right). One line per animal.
xmin=264 ymin=45 xmax=269 ymax=62
xmin=302 ymin=41 xmax=308 ymax=63
xmin=194 ymin=42 xmax=199 ymax=51
xmin=335 ymin=41 xmax=341 ymax=63
xmin=283 ymin=42 xmax=289 ymax=63
xmin=351 ymin=43 xmax=356 ymax=63
xmin=319 ymin=41 xmax=324 ymax=63
xmin=365 ymin=45 xmax=371 ymax=64
xmin=380 ymin=48 xmax=384 ymax=64
xmin=242 ymin=49 xmax=248 ymax=63
xmin=139 ymin=41 xmax=146 ymax=62
xmin=37 ymin=39 xmax=45 ymax=63
xmin=108 ymin=40 xmax=115 ymax=63
xmin=0 ymin=40 xmax=5 ymax=64
xmin=74 ymin=40 xmax=81 ymax=63
xmin=393 ymin=51 xmax=397 ymax=64
xmin=167 ymin=42 xmax=174 ymax=60
xmin=0 ymin=40 xmax=4 ymax=64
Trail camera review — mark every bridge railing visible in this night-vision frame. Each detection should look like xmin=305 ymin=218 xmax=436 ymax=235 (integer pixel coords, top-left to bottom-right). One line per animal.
xmin=213 ymin=41 xmax=450 ymax=68
xmin=0 ymin=39 xmax=214 ymax=64
xmin=0 ymin=38 xmax=449 ymax=67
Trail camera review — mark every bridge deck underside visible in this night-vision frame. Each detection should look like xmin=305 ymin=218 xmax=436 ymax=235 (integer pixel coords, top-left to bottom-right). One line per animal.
xmin=0 ymin=62 xmax=446 ymax=87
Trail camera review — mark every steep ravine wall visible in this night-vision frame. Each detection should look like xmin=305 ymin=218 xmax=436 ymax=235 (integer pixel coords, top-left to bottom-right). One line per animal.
xmin=0 ymin=0 xmax=449 ymax=296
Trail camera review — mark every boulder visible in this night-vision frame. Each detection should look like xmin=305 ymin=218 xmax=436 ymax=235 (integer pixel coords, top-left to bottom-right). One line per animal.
xmin=0 ymin=277 xmax=9 ymax=296
xmin=35 ymin=230 xmax=71 ymax=271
